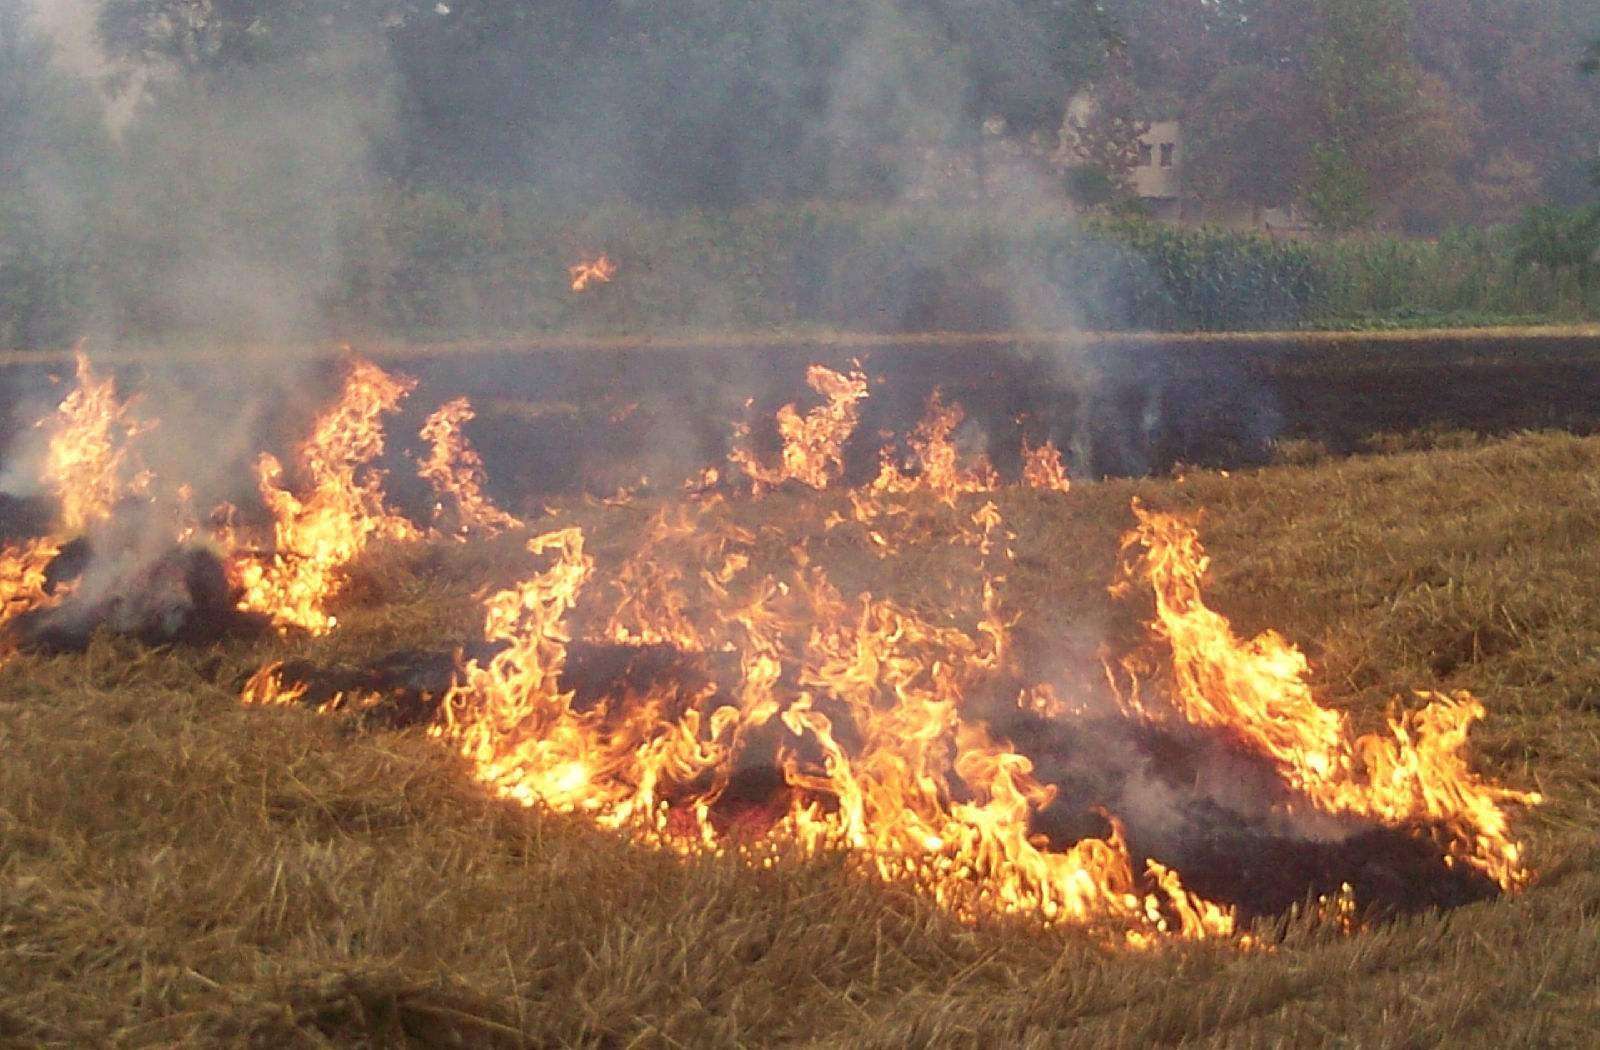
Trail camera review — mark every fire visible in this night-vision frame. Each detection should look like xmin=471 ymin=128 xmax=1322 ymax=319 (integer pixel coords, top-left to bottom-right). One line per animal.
xmin=730 ymin=365 xmax=870 ymax=493
xmin=1125 ymin=503 xmax=1540 ymax=889
xmin=870 ymin=390 xmax=997 ymax=504
xmin=1021 ymin=439 xmax=1072 ymax=494
xmin=223 ymin=362 xmax=1536 ymax=943
xmin=569 ymin=254 xmax=617 ymax=292
xmin=420 ymin=397 xmax=522 ymax=536
xmin=240 ymin=661 xmax=310 ymax=708
xmin=0 ymin=538 xmax=61 ymax=630
xmin=233 ymin=359 xmax=418 ymax=634
xmin=428 ymin=516 xmax=1233 ymax=940
xmin=42 ymin=350 xmax=151 ymax=535
xmin=0 ymin=351 xmax=150 ymax=631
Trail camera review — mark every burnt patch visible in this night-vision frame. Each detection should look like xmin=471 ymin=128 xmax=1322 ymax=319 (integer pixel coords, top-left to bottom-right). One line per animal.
xmin=267 ymin=639 xmax=1502 ymax=925
xmin=11 ymin=540 xmax=269 ymax=653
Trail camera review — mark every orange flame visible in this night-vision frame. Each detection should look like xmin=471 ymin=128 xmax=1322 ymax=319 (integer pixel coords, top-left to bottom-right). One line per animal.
xmin=729 ymin=365 xmax=870 ymax=493
xmin=42 ymin=351 xmax=151 ymax=534
xmin=233 ymin=359 xmax=417 ymax=634
xmin=425 ymin=515 xmax=1232 ymax=941
xmin=1125 ymin=503 xmax=1539 ymax=889
xmin=0 ymin=537 xmax=62 ymax=631
xmin=419 ymin=397 xmax=522 ymax=537
xmin=569 ymin=255 xmax=617 ymax=292
xmin=238 ymin=366 xmax=1536 ymax=943
xmin=1021 ymin=439 xmax=1072 ymax=494
xmin=870 ymin=390 xmax=997 ymax=504
xmin=0 ymin=351 xmax=151 ymax=632
xmin=240 ymin=661 xmax=310 ymax=708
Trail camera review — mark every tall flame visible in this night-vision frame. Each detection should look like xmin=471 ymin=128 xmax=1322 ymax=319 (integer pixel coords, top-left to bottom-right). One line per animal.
xmin=730 ymin=365 xmax=870 ymax=493
xmin=419 ymin=397 xmax=522 ymax=536
xmin=233 ymin=359 xmax=417 ymax=634
xmin=1021 ymin=439 xmax=1072 ymax=494
xmin=1125 ymin=503 xmax=1539 ymax=889
xmin=234 ymin=367 xmax=1537 ymax=944
xmin=0 ymin=352 xmax=150 ymax=631
xmin=870 ymin=390 xmax=997 ymax=504
xmin=0 ymin=537 xmax=61 ymax=631
xmin=42 ymin=351 xmax=150 ymax=534
xmin=431 ymin=514 xmax=1233 ymax=942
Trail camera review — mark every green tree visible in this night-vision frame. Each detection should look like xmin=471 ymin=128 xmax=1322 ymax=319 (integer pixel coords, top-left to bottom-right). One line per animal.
xmin=1303 ymin=0 xmax=1428 ymax=229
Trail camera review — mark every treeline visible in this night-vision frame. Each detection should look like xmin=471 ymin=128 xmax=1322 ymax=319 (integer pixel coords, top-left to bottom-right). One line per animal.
xmin=1 ymin=1 xmax=1597 ymax=349
xmin=66 ymin=0 xmax=1109 ymax=208
xmin=1102 ymin=0 xmax=1600 ymax=231
xmin=10 ymin=2 xmax=1595 ymax=218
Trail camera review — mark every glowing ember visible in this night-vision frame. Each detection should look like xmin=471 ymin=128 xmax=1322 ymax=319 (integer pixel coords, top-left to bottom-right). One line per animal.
xmin=420 ymin=397 xmax=522 ymax=536
xmin=233 ymin=359 xmax=418 ymax=634
xmin=569 ymin=254 xmax=617 ymax=292
xmin=730 ymin=365 xmax=870 ymax=493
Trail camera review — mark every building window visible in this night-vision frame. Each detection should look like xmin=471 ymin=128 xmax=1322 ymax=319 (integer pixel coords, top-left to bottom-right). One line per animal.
xmin=1160 ymin=143 xmax=1175 ymax=168
xmin=1138 ymin=143 xmax=1153 ymax=167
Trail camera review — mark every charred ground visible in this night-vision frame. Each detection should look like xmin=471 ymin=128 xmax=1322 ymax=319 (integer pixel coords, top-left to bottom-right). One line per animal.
xmin=4 ymin=328 xmax=1600 ymax=509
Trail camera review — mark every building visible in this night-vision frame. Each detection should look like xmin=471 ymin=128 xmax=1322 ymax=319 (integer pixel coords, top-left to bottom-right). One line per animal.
xmin=1130 ymin=120 xmax=1183 ymax=220
xmin=1062 ymin=95 xmax=1309 ymax=230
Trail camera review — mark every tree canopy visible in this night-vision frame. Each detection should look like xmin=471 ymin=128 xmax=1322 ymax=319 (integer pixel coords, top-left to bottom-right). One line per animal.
xmin=87 ymin=0 xmax=1112 ymax=207
xmin=1107 ymin=0 xmax=1600 ymax=230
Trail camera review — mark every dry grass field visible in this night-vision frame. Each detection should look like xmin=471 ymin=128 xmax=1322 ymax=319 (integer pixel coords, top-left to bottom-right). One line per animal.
xmin=4 ymin=430 xmax=1600 ymax=1047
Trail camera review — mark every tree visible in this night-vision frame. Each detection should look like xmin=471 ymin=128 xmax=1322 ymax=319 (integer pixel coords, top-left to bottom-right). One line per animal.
xmin=1511 ymin=203 xmax=1600 ymax=281
xmin=1410 ymin=0 xmax=1600 ymax=212
xmin=1301 ymin=0 xmax=1432 ymax=229
xmin=1181 ymin=63 xmax=1314 ymax=209
xmin=93 ymin=0 xmax=1115 ymax=208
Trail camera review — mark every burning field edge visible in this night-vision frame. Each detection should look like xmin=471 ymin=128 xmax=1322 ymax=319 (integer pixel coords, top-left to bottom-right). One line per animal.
xmin=0 ymin=353 xmax=1596 ymax=1046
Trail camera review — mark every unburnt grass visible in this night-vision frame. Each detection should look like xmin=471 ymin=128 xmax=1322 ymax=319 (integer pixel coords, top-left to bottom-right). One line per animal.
xmin=3 ymin=431 xmax=1599 ymax=1047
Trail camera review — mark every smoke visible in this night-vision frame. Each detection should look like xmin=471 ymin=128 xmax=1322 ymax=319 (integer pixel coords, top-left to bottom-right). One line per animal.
xmin=22 ymin=0 xmax=140 ymax=131
xmin=0 ymin=0 xmax=1283 ymax=641
xmin=0 ymin=1 xmax=406 ymax=631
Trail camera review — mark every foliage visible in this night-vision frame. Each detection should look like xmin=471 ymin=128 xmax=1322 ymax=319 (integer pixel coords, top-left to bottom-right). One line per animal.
xmin=1304 ymin=143 xmax=1376 ymax=233
xmin=1058 ymin=55 xmax=1148 ymax=197
xmin=7 ymin=177 xmax=1600 ymax=347
xmin=1181 ymin=64 xmax=1312 ymax=209
xmin=1511 ymin=205 xmax=1600 ymax=280
xmin=319 ymin=199 xmax=1600 ymax=338
xmin=94 ymin=0 xmax=1110 ymax=208
xmin=1110 ymin=0 xmax=1600 ymax=228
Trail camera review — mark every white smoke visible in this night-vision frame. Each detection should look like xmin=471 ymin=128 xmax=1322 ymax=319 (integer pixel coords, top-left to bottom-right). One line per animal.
xmin=24 ymin=0 xmax=145 ymax=133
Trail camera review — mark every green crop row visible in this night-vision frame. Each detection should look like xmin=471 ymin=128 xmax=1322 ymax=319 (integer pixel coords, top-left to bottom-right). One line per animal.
xmin=3 ymin=187 xmax=1596 ymax=349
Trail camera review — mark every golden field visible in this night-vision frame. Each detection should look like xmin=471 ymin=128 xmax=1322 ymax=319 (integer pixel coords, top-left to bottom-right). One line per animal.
xmin=3 ymin=430 xmax=1598 ymax=1047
